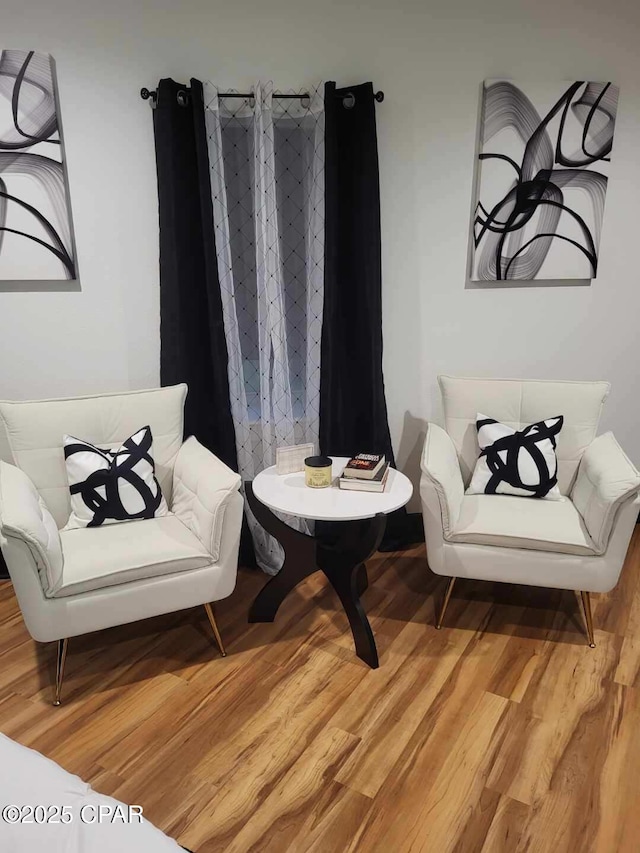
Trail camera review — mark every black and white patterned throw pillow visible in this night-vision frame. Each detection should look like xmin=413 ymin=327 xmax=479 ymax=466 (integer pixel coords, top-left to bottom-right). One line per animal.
xmin=467 ymin=413 xmax=564 ymax=500
xmin=63 ymin=426 xmax=168 ymax=529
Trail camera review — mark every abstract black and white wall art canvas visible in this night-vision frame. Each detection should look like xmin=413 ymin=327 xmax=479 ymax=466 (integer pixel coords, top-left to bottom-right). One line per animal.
xmin=471 ymin=80 xmax=619 ymax=281
xmin=0 ymin=50 xmax=76 ymax=280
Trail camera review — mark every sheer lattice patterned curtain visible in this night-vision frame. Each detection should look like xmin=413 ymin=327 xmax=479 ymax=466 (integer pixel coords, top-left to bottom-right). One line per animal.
xmin=203 ymin=81 xmax=325 ymax=574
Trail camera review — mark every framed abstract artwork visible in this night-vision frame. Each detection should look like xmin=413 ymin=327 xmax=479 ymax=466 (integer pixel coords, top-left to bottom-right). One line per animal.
xmin=0 ymin=50 xmax=76 ymax=280
xmin=471 ymin=80 xmax=619 ymax=281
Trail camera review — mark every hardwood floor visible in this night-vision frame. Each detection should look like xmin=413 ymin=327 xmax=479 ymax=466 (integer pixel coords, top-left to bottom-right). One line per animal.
xmin=1 ymin=530 xmax=640 ymax=852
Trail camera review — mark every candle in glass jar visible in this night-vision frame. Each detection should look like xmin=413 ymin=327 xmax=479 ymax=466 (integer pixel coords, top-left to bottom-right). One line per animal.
xmin=304 ymin=455 xmax=332 ymax=488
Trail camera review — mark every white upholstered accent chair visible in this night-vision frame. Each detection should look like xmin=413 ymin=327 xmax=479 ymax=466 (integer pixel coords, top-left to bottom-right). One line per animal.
xmin=0 ymin=385 xmax=243 ymax=705
xmin=421 ymin=376 xmax=640 ymax=645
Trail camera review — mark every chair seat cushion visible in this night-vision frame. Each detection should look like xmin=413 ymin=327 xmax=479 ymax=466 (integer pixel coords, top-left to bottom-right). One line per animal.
xmin=54 ymin=514 xmax=212 ymax=598
xmin=447 ymin=494 xmax=596 ymax=556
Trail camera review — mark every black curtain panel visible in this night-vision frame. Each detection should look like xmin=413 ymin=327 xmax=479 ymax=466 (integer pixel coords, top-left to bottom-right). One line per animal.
xmin=319 ymin=82 xmax=394 ymax=463
xmin=0 ymin=551 xmax=8 ymax=580
xmin=152 ymin=79 xmax=256 ymax=566
xmin=319 ymin=82 xmax=419 ymax=549
xmin=152 ymin=78 xmax=238 ymax=472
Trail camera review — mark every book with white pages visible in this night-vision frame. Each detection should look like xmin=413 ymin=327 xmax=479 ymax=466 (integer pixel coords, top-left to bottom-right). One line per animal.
xmin=339 ymin=463 xmax=390 ymax=492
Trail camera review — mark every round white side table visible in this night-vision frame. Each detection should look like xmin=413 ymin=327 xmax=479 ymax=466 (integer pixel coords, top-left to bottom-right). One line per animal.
xmin=247 ymin=457 xmax=413 ymax=668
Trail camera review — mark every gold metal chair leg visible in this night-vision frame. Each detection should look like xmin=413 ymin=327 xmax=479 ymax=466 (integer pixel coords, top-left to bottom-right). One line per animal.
xmin=204 ymin=603 xmax=226 ymax=657
xmin=578 ymin=590 xmax=596 ymax=648
xmin=436 ymin=577 xmax=456 ymax=629
xmin=53 ymin=638 xmax=69 ymax=706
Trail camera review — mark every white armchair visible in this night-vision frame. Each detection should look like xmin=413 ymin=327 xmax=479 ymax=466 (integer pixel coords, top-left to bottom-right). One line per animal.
xmin=421 ymin=376 xmax=640 ymax=645
xmin=0 ymin=384 xmax=243 ymax=705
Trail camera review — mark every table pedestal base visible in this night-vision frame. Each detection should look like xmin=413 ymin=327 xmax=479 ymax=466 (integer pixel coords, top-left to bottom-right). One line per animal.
xmin=246 ymin=482 xmax=386 ymax=668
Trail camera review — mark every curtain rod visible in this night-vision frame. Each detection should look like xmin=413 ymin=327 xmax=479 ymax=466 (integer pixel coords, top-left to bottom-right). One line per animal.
xmin=140 ymin=87 xmax=384 ymax=108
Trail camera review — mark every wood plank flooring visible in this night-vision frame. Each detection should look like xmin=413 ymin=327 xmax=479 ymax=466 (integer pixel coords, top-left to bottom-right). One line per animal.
xmin=1 ymin=530 xmax=640 ymax=852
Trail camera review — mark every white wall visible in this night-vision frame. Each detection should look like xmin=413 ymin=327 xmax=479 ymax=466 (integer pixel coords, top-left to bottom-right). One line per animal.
xmin=2 ymin=0 xmax=640 ymax=506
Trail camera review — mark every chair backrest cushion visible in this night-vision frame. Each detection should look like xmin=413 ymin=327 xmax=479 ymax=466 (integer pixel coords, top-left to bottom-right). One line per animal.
xmin=0 ymin=385 xmax=187 ymax=529
xmin=439 ymin=376 xmax=610 ymax=494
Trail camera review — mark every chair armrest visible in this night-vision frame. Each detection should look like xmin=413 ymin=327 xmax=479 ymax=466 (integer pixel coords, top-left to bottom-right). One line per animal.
xmin=0 ymin=461 xmax=63 ymax=595
xmin=571 ymin=432 xmax=640 ymax=553
xmin=420 ymin=423 xmax=465 ymax=535
xmin=172 ymin=437 xmax=242 ymax=561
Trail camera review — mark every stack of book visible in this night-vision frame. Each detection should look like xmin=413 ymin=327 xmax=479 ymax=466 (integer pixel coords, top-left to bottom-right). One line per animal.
xmin=339 ymin=454 xmax=390 ymax=492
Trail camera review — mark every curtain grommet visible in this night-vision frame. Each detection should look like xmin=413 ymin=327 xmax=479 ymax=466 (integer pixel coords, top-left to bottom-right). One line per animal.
xmin=342 ymin=92 xmax=356 ymax=110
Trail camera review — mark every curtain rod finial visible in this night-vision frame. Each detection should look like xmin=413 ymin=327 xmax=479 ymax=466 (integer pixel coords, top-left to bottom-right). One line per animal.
xmin=374 ymin=91 xmax=384 ymax=103
xmin=140 ymin=87 xmax=157 ymax=106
